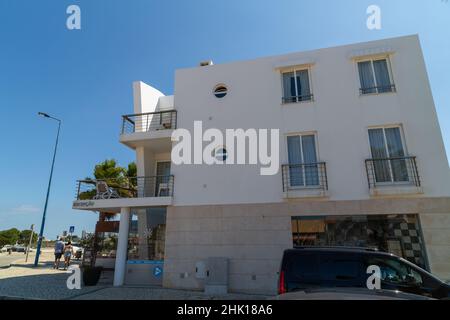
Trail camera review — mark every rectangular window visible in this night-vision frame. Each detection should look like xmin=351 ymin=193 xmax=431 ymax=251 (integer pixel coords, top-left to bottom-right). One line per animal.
xmin=287 ymin=134 xmax=319 ymax=187
xmin=291 ymin=214 xmax=428 ymax=269
xmin=358 ymin=58 xmax=394 ymax=94
xmin=128 ymin=207 xmax=167 ymax=261
xmin=368 ymin=126 xmax=409 ymax=183
xmin=282 ymin=69 xmax=312 ymax=103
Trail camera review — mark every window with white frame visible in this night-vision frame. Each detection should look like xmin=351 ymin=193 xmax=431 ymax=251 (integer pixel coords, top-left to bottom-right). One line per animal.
xmin=282 ymin=68 xmax=312 ymax=103
xmin=367 ymin=126 xmax=410 ymax=184
xmin=357 ymin=58 xmax=395 ymax=94
xmin=286 ymin=134 xmax=319 ymax=187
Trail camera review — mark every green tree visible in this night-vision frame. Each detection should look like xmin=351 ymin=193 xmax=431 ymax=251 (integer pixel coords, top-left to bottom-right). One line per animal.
xmin=79 ymin=159 xmax=129 ymax=200
xmin=127 ymin=162 xmax=137 ymax=178
xmin=0 ymin=228 xmax=21 ymax=247
xmin=19 ymin=230 xmax=38 ymax=246
xmin=94 ymin=159 xmax=126 ymax=180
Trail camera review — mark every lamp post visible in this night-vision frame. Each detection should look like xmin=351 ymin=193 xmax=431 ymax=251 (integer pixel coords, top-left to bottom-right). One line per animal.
xmin=34 ymin=112 xmax=61 ymax=267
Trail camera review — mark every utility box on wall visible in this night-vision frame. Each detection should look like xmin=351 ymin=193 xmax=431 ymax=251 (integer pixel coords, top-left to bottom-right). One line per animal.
xmin=205 ymin=257 xmax=229 ymax=295
xmin=195 ymin=261 xmax=206 ymax=279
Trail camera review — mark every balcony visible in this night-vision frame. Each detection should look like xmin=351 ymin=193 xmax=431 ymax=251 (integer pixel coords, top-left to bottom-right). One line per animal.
xmin=120 ymin=110 xmax=177 ymax=150
xmin=281 ymin=162 xmax=328 ymax=198
xmin=282 ymin=94 xmax=313 ymax=104
xmin=365 ymin=156 xmax=422 ymax=196
xmin=359 ymin=84 xmax=396 ymax=95
xmin=73 ymin=175 xmax=174 ymax=212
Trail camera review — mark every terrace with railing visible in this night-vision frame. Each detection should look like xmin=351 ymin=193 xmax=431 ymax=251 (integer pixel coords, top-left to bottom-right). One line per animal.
xmin=365 ymin=156 xmax=420 ymax=189
xmin=281 ymin=162 xmax=328 ymax=192
xmin=121 ymin=110 xmax=177 ymax=135
xmin=75 ymin=175 xmax=174 ymax=200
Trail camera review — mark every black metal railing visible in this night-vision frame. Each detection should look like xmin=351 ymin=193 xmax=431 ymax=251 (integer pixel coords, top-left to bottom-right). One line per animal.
xmin=359 ymin=84 xmax=396 ymax=95
xmin=282 ymin=162 xmax=328 ymax=192
xmin=282 ymin=94 xmax=313 ymax=104
xmin=365 ymin=156 xmax=420 ymax=189
xmin=121 ymin=110 xmax=177 ymax=134
xmin=75 ymin=175 xmax=174 ymax=200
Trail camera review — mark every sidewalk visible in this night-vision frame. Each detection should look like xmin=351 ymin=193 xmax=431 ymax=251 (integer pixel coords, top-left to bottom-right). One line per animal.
xmin=0 ymin=251 xmax=108 ymax=300
xmin=0 ymin=252 xmax=26 ymax=268
xmin=0 ymin=252 xmax=270 ymax=300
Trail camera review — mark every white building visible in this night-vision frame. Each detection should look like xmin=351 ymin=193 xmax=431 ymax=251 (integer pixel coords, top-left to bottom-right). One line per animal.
xmin=73 ymin=35 xmax=450 ymax=295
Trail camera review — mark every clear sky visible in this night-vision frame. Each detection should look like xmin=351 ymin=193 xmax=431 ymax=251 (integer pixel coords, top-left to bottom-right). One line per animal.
xmin=0 ymin=0 xmax=449 ymax=239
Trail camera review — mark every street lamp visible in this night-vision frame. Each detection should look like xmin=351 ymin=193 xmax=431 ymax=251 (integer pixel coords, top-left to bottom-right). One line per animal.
xmin=34 ymin=112 xmax=61 ymax=267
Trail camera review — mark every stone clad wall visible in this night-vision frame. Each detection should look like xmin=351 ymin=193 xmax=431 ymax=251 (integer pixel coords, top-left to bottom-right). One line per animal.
xmin=163 ymin=197 xmax=450 ymax=294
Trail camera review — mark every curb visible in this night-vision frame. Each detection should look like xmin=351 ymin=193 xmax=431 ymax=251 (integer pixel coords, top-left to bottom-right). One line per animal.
xmin=0 ymin=295 xmax=43 ymax=300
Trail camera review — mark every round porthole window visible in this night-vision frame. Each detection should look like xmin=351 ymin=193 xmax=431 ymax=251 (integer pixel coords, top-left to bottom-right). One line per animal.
xmin=213 ymin=84 xmax=228 ymax=98
xmin=214 ymin=146 xmax=228 ymax=162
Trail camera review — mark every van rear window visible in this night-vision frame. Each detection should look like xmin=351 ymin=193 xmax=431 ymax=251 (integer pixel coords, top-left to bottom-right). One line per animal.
xmin=286 ymin=253 xmax=320 ymax=281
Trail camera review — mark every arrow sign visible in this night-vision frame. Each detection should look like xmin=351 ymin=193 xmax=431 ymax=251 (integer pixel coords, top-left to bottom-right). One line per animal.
xmin=153 ymin=266 xmax=163 ymax=277
xmin=69 ymin=226 xmax=75 ymax=233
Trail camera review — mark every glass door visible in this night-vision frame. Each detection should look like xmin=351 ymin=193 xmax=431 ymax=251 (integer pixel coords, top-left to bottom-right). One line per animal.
xmin=155 ymin=161 xmax=171 ymax=196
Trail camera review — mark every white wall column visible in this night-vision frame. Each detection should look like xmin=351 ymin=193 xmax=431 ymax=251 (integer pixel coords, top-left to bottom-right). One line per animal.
xmin=113 ymin=207 xmax=130 ymax=286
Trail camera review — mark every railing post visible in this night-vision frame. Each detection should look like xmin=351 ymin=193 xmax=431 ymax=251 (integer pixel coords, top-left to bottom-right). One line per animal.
xmin=413 ymin=157 xmax=420 ymax=187
xmin=365 ymin=160 xmax=371 ymax=190
xmin=77 ymin=181 xmax=81 ymax=200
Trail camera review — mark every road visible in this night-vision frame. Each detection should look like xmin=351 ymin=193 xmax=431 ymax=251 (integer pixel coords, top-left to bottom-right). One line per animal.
xmin=0 ymin=253 xmax=26 ymax=268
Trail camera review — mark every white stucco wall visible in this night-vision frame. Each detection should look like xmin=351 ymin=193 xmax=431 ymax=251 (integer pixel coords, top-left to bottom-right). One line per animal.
xmin=133 ymin=81 xmax=165 ymax=114
xmin=168 ymin=35 xmax=450 ymax=206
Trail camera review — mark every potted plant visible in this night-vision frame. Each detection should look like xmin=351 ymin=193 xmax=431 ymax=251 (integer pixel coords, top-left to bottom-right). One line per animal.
xmin=82 ymin=265 xmax=103 ymax=286
xmin=80 ymin=236 xmax=103 ymax=286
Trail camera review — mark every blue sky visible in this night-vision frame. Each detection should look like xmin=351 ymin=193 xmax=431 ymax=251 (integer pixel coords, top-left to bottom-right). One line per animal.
xmin=0 ymin=0 xmax=449 ymax=239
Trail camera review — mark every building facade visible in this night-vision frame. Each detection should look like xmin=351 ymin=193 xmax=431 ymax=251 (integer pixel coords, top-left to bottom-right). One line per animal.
xmin=73 ymin=35 xmax=450 ymax=295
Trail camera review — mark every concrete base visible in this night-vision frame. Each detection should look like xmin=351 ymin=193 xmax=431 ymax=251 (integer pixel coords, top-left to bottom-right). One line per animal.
xmin=163 ymin=197 xmax=450 ymax=295
xmin=205 ymin=285 xmax=228 ymax=295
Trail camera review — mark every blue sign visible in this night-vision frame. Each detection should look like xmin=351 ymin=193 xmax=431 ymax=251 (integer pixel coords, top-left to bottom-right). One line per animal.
xmin=153 ymin=266 xmax=163 ymax=277
xmin=69 ymin=226 xmax=75 ymax=233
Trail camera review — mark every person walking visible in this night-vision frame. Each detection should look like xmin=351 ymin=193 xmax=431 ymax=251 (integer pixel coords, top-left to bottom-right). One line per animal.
xmin=54 ymin=236 xmax=64 ymax=269
xmin=63 ymin=241 xmax=74 ymax=270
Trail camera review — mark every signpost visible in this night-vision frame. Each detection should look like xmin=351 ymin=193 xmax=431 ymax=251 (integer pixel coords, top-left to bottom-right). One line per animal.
xmin=25 ymin=224 xmax=35 ymax=263
xmin=69 ymin=226 xmax=75 ymax=240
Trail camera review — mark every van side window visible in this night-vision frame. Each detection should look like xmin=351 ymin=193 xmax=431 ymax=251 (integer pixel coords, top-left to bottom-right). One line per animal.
xmin=319 ymin=255 xmax=362 ymax=281
xmin=366 ymin=257 xmax=422 ymax=285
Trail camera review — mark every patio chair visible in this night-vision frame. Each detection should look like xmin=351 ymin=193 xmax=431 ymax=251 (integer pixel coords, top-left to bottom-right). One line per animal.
xmin=157 ymin=182 xmax=170 ymax=196
xmin=93 ymin=180 xmax=120 ymax=199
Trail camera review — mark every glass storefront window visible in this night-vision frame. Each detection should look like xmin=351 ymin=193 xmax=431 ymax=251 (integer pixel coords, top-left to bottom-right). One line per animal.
xmin=291 ymin=214 xmax=427 ymax=269
xmin=95 ymin=232 xmax=118 ymax=259
xmin=127 ymin=207 xmax=166 ymax=261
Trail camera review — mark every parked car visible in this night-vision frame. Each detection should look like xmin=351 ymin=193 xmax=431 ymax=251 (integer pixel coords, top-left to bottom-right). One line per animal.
xmin=1 ymin=245 xmax=13 ymax=253
xmin=278 ymin=246 xmax=450 ymax=299
xmin=273 ymin=287 xmax=434 ymax=300
xmin=13 ymin=245 xmax=26 ymax=253
xmin=72 ymin=246 xmax=83 ymax=259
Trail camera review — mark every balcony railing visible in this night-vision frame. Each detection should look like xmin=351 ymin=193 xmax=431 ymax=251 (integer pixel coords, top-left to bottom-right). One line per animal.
xmin=121 ymin=110 xmax=177 ymax=134
xmin=282 ymin=162 xmax=328 ymax=192
xmin=359 ymin=84 xmax=396 ymax=95
xmin=282 ymin=94 xmax=314 ymax=104
xmin=75 ymin=175 xmax=174 ymax=200
xmin=365 ymin=156 xmax=420 ymax=189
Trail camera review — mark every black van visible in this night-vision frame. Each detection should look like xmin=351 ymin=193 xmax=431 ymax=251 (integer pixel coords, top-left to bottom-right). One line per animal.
xmin=278 ymin=246 xmax=450 ymax=299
